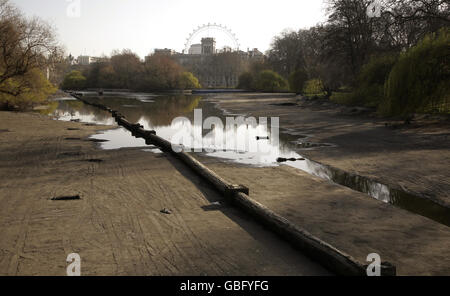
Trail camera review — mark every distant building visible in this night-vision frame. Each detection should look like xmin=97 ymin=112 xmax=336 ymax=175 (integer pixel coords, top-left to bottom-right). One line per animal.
xmin=201 ymin=38 xmax=216 ymax=55
xmin=173 ymin=38 xmax=264 ymax=88
xmin=217 ymin=46 xmax=233 ymax=53
xmin=188 ymin=44 xmax=202 ymax=55
xmin=90 ymin=56 xmax=109 ymax=64
xmin=154 ymin=48 xmax=176 ymax=56
xmin=247 ymin=48 xmax=264 ymax=61
xmin=77 ymin=55 xmax=92 ymax=65
xmin=145 ymin=38 xmax=265 ymax=88
xmin=76 ymin=55 xmax=108 ymax=65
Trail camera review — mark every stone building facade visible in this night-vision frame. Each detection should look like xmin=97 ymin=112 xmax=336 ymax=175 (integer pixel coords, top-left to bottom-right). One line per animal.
xmin=152 ymin=38 xmax=264 ymax=88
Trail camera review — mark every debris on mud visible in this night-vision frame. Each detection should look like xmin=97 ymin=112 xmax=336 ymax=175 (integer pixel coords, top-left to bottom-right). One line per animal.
xmin=270 ymin=102 xmax=297 ymax=107
xmin=294 ymin=142 xmax=334 ymax=148
xmin=51 ymin=195 xmax=81 ymax=201
xmin=84 ymin=159 xmax=103 ymax=163
xmin=276 ymin=157 xmax=306 ymax=163
xmin=87 ymin=138 xmax=109 ymax=143
xmin=160 ymin=208 xmax=172 ymax=215
xmin=201 ymin=201 xmax=223 ymax=211
xmin=58 ymin=152 xmax=83 ymax=157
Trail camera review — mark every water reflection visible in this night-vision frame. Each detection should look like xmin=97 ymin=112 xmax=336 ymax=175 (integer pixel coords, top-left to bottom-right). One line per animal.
xmin=289 ymin=160 xmax=391 ymax=203
xmin=43 ymin=92 xmax=449 ymax=226
xmin=44 ymin=94 xmax=392 ymax=200
xmin=49 ymin=93 xmax=303 ymax=166
xmin=91 ymin=127 xmax=146 ymax=149
xmin=47 ymin=97 xmax=115 ymax=125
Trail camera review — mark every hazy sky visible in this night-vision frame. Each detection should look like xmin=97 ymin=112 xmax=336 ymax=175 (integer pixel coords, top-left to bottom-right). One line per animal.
xmin=12 ymin=0 xmax=328 ymax=59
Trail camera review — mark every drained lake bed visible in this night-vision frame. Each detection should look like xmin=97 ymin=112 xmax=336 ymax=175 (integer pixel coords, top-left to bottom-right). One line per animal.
xmin=44 ymin=92 xmax=450 ymax=226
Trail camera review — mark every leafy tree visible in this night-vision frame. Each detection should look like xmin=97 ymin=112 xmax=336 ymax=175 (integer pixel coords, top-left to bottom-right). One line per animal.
xmin=357 ymin=53 xmax=398 ymax=107
xmin=255 ymin=70 xmax=289 ymax=92
xmin=84 ymin=61 xmax=117 ymax=89
xmin=0 ymin=68 xmax=56 ymax=110
xmin=110 ymin=49 xmax=142 ymax=89
xmin=98 ymin=64 xmax=117 ymax=88
xmin=359 ymin=54 xmax=398 ymax=86
xmin=61 ymin=70 xmax=86 ymax=90
xmin=332 ymin=53 xmax=398 ymax=107
xmin=263 ymin=0 xmax=448 ymax=111
xmin=141 ymin=55 xmax=184 ymax=90
xmin=249 ymin=59 xmax=270 ymax=76
xmin=237 ymin=72 xmax=254 ymax=90
xmin=382 ymin=28 xmax=450 ymax=115
xmin=65 ymin=51 xmax=194 ymax=91
xmin=303 ymin=79 xmax=325 ymax=96
xmin=288 ymin=69 xmax=308 ymax=94
xmin=178 ymin=72 xmax=201 ymax=89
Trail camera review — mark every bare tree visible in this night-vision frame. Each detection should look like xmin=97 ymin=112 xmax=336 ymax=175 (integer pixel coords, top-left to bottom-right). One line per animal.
xmin=380 ymin=0 xmax=450 ymax=48
xmin=267 ymin=30 xmax=306 ymax=77
xmin=324 ymin=0 xmax=378 ymax=79
xmin=110 ymin=49 xmax=142 ymax=89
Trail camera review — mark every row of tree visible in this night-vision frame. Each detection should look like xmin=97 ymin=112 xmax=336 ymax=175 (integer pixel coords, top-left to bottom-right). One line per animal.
xmin=239 ymin=0 xmax=449 ymax=116
xmin=62 ymin=50 xmax=201 ymax=91
xmin=2 ymin=0 xmax=448 ymax=115
xmin=0 ymin=0 xmax=201 ymax=110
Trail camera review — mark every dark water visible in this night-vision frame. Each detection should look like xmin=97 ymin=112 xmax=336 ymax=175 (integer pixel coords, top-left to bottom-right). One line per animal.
xmin=44 ymin=92 xmax=450 ymax=226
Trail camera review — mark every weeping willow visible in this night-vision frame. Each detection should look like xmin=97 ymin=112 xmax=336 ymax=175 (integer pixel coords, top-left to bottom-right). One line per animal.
xmin=382 ymin=28 xmax=450 ymax=116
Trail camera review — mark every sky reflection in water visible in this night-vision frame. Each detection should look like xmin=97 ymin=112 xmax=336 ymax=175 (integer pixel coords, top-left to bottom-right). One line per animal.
xmin=49 ymin=93 xmax=302 ymax=166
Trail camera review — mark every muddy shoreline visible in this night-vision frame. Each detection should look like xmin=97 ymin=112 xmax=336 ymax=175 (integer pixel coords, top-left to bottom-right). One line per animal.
xmin=1 ymin=92 xmax=450 ymax=275
xmin=197 ymin=93 xmax=450 ymax=275
xmin=0 ymin=111 xmax=328 ymax=276
xmin=81 ymin=94 xmax=383 ymax=276
xmin=205 ymin=93 xmax=450 ymax=208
